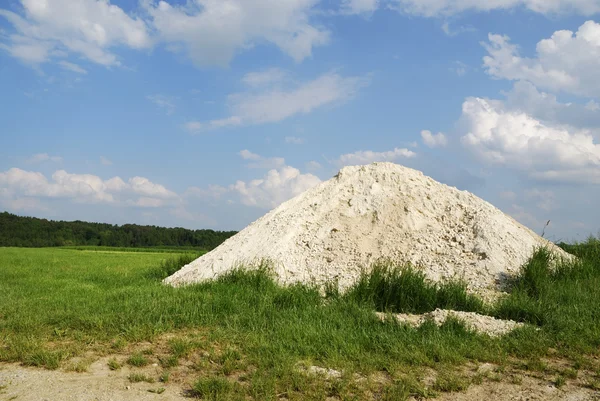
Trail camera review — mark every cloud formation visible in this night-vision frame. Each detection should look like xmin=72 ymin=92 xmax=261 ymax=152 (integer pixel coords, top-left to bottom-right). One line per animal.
xmin=232 ymin=166 xmax=321 ymax=208
xmin=420 ymin=130 xmax=448 ymax=148
xmin=460 ymin=97 xmax=600 ymax=183
xmin=186 ymin=72 xmax=369 ymax=132
xmin=144 ymin=0 xmax=329 ymax=67
xmin=483 ymin=21 xmax=600 ymax=98
xmin=0 ymin=0 xmax=151 ymax=68
xmin=341 ymin=0 xmax=380 ymax=14
xmin=391 ymin=0 xmax=600 ymax=17
xmin=0 ymin=168 xmax=178 ymax=208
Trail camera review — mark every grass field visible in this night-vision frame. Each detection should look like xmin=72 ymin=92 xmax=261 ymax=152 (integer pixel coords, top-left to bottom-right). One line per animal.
xmin=1 ymin=244 xmax=600 ymax=400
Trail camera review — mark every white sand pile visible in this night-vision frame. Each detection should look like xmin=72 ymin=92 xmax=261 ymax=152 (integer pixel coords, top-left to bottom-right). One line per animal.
xmin=375 ymin=310 xmax=525 ymax=337
xmin=165 ymin=162 xmax=569 ymax=298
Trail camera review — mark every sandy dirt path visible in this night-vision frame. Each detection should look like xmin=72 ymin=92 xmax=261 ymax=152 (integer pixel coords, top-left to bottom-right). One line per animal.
xmin=2 ymin=361 xmax=600 ymax=401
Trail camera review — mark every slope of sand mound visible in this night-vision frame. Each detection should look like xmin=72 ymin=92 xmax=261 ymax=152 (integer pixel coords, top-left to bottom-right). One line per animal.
xmin=165 ymin=163 xmax=569 ymax=298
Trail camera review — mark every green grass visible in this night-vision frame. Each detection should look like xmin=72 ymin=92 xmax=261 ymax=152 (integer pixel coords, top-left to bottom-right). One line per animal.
xmin=345 ymin=260 xmax=485 ymax=314
xmin=127 ymin=352 xmax=150 ymax=367
xmin=192 ymin=377 xmax=235 ymax=400
xmin=60 ymin=245 xmax=207 ymax=254
xmin=1 ymin=242 xmax=600 ymax=399
xmin=129 ymin=373 xmax=155 ymax=383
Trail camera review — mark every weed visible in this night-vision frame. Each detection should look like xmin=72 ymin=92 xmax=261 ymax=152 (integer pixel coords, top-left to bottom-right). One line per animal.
xmin=192 ymin=377 xmax=233 ymax=400
xmin=159 ymin=355 xmax=179 ymax=368
xmin=65 ymin=359 xmax=90 ymax=373
xmin=584 ymin=379 xmax=600 ymax=391
xmin=127 ymin=353 xmax=149 ymax=367
xmin=510 ymin=375 xmax=523 ymax=385
xmin=23 ymin=350 xmax=66 ymax=370
xmin=520 ymin=358 xmax=547 ymax=372
xmin=148 ymin=387 xmax=166 ymax=394
xmin=562 ymin=368 xmax=578 ymax=379
xmin=110 ymin=337 xmax=127 ymax=351
xmin=129 ymin=373 xmax=155 ymax=383
xmin=433 ymin=372 xmax=470 ymax=392
xmin=554 ymin=375 xmax=566 ymax=388
xmin=169 ymin=338 xmax=192 ymax=358
xmin=107 ymin=358 xmax=121 ymax=370
xmin=159 ymin=371 xmax=171 ymax=383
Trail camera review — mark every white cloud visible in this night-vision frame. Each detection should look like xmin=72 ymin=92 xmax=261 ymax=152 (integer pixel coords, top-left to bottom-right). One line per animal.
xmin=460 ymin=97 xmax=600 ymax=183
xmin=105 ymin=176 xmax=127 ymax=192
xmin=0 ymin=168 xmax=179 ymax=207
xmin=239 ymin=150 xmax=262 ymax=161
xmin=337 ymin=147 xmax=416 ymax=166
xmin=0 ymin=34 xmax=53 ymax=64
xmin=420 ymin=130 xmax=448 ymax=148
xmin=586 ymin=100 xmax=600 ymax=111
xmin=0 ymin=0 xmax=151 ymax=68
xmin=187 ymin=72 xmax=369 ymax=131
xmin=285 ymin=136 xmax=305 ymax=144
xmin=238 ymin=150 xmax=286 ymax=169
xmin=128 ymin=176 xmax=178 ymax=199
xmin=483 ymin=21 xmax=600 ymax=98
xmin=441 ymin=22 xmax=476 ymax=37
xmin=100 ymin=156 xmax=112 ymax=166
xmin=0 ymin=168 xmax=113 ymax=202
xmin=503 ymin=81 xmax=600 ymax=130
xmin=147 ymin=94 xmax=176 ymax=115
xmin=57 ymin=60 xmax=87 ymax=74
xmin=144 ymin=0 xmax=329 ymax=67
xmin=26 ymin=153 xmax=62 ymax=164
xmin=341 ymin=0 xmax=380 ymax=15
xmin=232 ymin=166 xmax=321 ymax=208
xmin=391 ymin=0 xmax=600 ymax=17
xmin=184 ymin=121 xmax=203 ymax=132
xmin=242 ymin=68 xmax=287 ymax=87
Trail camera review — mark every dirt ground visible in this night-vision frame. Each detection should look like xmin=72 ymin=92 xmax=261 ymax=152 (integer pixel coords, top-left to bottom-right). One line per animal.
xmin=0 ymin=359 xmax=189 ymax=401
xmin=1 ymin=359 xmax=599 ymax=401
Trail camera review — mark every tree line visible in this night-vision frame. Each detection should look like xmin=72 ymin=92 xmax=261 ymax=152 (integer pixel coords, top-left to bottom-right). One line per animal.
xmin=0 ymin=212 xmax=237 ymax=249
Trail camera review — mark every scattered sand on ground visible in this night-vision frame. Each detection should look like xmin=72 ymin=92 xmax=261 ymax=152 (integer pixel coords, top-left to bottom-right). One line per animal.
xmin=166 ymin=162 xmax=570 ymax=300
xmin=376 ymin=309 xmax=525 ymax=337
xmin=3 ymin=361 xmax=598 ymax=401
xmin=0 ymin=359 xmax=188 ymax=401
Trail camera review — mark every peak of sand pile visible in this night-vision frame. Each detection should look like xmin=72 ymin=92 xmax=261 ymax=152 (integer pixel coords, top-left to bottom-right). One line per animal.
xmin=165 ymin=162 xmax=569 ymax=298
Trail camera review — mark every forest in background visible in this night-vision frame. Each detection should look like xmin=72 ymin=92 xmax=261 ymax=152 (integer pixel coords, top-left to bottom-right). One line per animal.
xmin=0 ymin=212 xmax=236 ymax=249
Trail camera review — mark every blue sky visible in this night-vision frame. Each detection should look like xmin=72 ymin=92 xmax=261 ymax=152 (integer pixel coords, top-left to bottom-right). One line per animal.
xmin=1 ymin=0 xmax=600 ymax=242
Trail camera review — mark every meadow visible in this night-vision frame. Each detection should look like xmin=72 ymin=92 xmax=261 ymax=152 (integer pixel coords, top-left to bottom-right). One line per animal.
xmin=1 ymin=243 xmax=600 ymax=400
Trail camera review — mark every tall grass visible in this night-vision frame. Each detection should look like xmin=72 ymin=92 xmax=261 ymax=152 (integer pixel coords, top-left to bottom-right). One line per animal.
xmin=146 ymin=253 xmax=200 ymax=280
xmin=493 ymin=245 xmax=600 ymax=353
xmin=344 ymin=260 xmax=485 ymax=314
